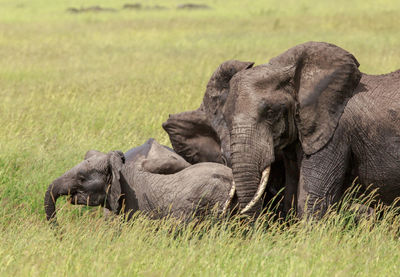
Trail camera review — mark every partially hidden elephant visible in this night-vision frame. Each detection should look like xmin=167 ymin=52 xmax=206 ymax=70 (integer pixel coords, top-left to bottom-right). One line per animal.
xmin=220 ymin=41 xmax=400 ymax=217
xmin=162 ymin=60 xmax=254 ymax=167
xmin=44 ymin=139 xmax=237 ymax=222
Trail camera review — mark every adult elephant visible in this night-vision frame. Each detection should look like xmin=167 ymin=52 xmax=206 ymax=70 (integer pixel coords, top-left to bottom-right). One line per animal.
xmin=44 ymin=139 xmax=236 ymax=223
xmin=222 ymin=41 xmax=400 ymax=217
xmin=163 ymin=61 xmax=289 ymax=215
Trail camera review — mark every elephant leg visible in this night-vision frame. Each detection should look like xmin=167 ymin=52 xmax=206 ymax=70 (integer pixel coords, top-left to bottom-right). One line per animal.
xmin=297 ymin=131 xmax=351 ymax=218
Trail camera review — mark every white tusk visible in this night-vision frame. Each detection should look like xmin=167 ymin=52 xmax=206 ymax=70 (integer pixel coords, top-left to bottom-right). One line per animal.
xmin=240 ymin=166 xmax=271 ymax=215
xmin=221 ymin=181 xmax=236 ymax=217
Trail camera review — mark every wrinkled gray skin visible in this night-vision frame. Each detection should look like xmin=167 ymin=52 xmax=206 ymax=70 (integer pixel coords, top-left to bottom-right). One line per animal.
xmin=163 ymin=60 xmax=254 ymax=167
xmin=162 ymin=61 xmax=289 ymax=215
xmin=221 ymin=41 xmax=400 ymax=217
xmin=44 ymin=139 xmax=236 ymax=222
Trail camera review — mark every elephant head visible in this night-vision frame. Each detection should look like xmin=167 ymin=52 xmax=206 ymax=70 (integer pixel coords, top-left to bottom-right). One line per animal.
xmin=44 ymin=150 xmax=125 ymax=222
xmin=223 ymin=42 xmax=362 ymax=215
xmin=163 ymin=60 xmax=254 ymax=166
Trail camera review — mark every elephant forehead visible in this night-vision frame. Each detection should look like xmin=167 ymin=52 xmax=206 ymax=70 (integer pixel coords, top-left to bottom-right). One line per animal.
xmin=226 ymin=67 xmax=292 ymax=111
xmin=83 ymin=156 xmax=108 ymax=172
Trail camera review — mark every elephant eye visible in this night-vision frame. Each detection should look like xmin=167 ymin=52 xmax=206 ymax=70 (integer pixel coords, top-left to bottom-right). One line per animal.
xmin=191 ymin=153 xmax=200 ymax=163
xmin=259 ymin=103 xmax=279 ymax=119
xmin=77 ymin=172 xmax=86 ymax=182
xmin=266 ymin=109 xmax=280 ymax=119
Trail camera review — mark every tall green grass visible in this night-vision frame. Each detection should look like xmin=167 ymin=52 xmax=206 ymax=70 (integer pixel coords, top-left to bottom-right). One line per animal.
xmin=1 ymin=0 xmax=400 ymax=275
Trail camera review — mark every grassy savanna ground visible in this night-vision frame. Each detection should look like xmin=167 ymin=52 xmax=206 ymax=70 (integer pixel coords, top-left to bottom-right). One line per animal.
xmin=1 ymin=0 xmax=400 ymax=275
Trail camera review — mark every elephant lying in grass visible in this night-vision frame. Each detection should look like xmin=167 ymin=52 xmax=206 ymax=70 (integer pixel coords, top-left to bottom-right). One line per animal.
xmin=44 ymin=139 xmax=237 ymax=222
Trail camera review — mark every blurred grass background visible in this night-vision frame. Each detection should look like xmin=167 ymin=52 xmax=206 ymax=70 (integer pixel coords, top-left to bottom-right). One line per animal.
xmin=1 ymin=0 xmax=400 ymax=276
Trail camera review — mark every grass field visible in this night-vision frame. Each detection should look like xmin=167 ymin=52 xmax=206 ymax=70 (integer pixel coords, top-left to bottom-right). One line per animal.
xmin=1 ymin=0 xmax=400 ymax=276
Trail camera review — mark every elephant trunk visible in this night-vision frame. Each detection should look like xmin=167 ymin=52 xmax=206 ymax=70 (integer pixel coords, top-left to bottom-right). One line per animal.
xmin=230 ymin=124 xmax=274 ymax=216
xmin=44 ymin=177 xmax=74 ymax=221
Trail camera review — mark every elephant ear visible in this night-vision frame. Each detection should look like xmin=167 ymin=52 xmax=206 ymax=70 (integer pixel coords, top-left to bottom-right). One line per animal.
xmin=84 ymin=150 xmax=104 ymax=160
xmin=201 ymin=60 xmax=254 ymax=163
xmin=162 ymin=109 xmax=223 ymax=164
xmin=202 ymin=60 xmax=255 ymax=111
xmin=269 ymin=41 xmax=362 ymax=154
xmin=141 ymin=139 xmax=191 ymax=174
xmin=107 ymin=151 xmax=125 ymax=213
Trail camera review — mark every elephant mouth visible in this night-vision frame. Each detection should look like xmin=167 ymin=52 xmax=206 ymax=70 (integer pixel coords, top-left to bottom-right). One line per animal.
xmin=69 ymin=193 xmax=91 ymax=206
xmin=69 ymin=194 xmax=84 ymax=205
xmin=240 ymin=166 xmax=271 ymax=215
xmin=69 ymin=193 xmax=106 ymax=207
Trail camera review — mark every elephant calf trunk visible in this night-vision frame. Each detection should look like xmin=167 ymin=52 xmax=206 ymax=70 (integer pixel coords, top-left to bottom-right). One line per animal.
xmin=44 ymin=183 xmax=64 ymax=222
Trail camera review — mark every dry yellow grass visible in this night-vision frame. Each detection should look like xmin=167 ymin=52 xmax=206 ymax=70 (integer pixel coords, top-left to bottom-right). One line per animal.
xmin=1 ymin=0 xmax=400 ymax=276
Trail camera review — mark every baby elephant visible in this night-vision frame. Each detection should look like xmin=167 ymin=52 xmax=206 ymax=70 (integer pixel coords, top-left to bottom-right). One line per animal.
xmin=44 ymin=139 xmax=236 ymax=222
